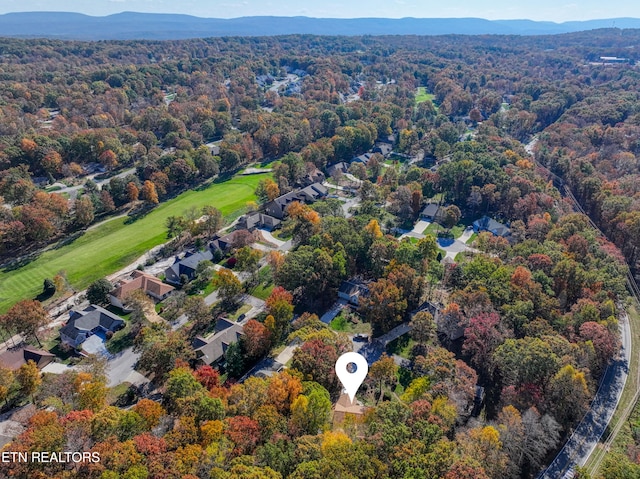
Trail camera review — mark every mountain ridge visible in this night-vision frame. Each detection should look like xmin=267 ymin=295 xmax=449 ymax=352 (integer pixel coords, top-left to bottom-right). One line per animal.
xmin=1 ymin=12 xmax=639 ymax=40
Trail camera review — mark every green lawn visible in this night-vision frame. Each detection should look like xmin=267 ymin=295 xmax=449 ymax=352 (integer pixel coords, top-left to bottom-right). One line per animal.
xmin=0 ymin=173 xmax=268 ymax=313
xmin=415 ymin=87 xmax=436 ymax=105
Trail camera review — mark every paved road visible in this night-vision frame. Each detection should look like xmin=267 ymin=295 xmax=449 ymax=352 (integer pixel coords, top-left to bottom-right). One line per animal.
xmin=53 ymin=167 xmax=137 ymax=199
xmin=538 ymin=311 xmax=630 ymax=478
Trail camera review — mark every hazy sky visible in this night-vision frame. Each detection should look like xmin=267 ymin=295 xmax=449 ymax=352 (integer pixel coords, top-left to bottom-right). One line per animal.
xmin=0 ymin=0 xmax=638 ymax=22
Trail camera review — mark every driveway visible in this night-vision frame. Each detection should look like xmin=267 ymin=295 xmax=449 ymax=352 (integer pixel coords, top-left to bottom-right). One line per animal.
xmin=320 ymin=299 xmax=348 ymax=324
xmin=106 ymin=348 xmax=147 ymax=388
xmin=437 ymin=237 xmax=476 ymax=261
xmin=82 ymin=334 xmax=109 ymax=357
xmin=258 ymin=229 xmax=285 ymax=248
xmin=411 ymin=220 xmax=431 ymax=235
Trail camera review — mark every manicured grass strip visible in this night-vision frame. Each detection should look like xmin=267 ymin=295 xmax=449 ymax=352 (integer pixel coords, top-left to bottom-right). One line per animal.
xmin=0 ymin=174 xmax=268 ymax=313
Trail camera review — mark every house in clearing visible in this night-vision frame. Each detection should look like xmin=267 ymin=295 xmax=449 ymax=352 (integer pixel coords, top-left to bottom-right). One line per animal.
xmin=473 ymin=216 xmax=510 ymax=237
xmin=264 ymin=183 xmax=328 ymax=220
xmin=192 ymin=318 xmax=244 ymax=366
xmin=60 ymin=305 xmax=125 ymax=350
xmin=0 ymin=345 xmax=55 ymax=371
xmin=109 ymin=270 xmax=174 ymax=310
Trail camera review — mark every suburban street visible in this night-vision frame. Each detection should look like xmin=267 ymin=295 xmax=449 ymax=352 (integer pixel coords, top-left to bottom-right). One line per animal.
xmin=538 ymin=311 xmax=631 ymax=479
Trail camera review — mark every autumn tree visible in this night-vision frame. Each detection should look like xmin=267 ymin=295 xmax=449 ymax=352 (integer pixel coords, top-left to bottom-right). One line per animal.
xmin=201 ymin=205 xmax=223 ymax=237
xmin=243 ymin=319 xmax=272 ymax=360
xmin=369 ymin=354 xmax=398 ymax=403
xmin=16 ymin=360 xmax=41 ymax=401
xmin=462 ymin=312 xmax=503 ymax=374
xmin=255 ymin=178 xmax=280 ymax=203
xmin=410 ymin=311 xmax=436 ymax=345
xmin=0 ymin=367 xmax=13 ymax=405
xmin=75 ymin=195 xmax=95 ymax=226
xmin=133 ymin=398 xmax=166 ymax=430
xmin=265 ymin=286 xmax=294 ymax=341
xmin=291 ymin=338 xmax=340 ymax=393
xmin=2 ymin=299 xmax=49 ymax=346
xmin=360 ymin=279 xmax=407 ymax=336
xmin=212 ymin=268 xmax=243 ymax=308
xmin=140 ymin=180 xmax=159 ymax=205
xmin=548 ymin=364 xmax=590 ymax=426
xmin=183 ymin=295 xmax=211 ymax=331
xmin=126 ymin=181 xmax=139 ymax=202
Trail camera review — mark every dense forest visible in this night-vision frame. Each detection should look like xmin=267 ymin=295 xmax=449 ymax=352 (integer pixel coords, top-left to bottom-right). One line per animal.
xmin=0 ymin=30 xmax=639 ymax=479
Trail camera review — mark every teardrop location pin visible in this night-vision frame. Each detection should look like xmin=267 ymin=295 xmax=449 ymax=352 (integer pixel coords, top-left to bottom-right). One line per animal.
xmin=335 ymin=352 xmax=368 ymax=404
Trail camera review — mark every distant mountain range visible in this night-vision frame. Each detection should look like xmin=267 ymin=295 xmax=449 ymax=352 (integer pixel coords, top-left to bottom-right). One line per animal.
xmin=1 ymin=12 xmax=640 ymax=40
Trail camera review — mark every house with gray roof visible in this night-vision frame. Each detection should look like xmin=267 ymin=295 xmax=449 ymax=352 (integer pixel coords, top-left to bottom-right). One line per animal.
xmin=192 ymin=318 xmax=244 ymax=366
xmin=60 ymin=305 xmax=125 ymax=350
xmin=164 ymin=249 xmax=214 ymax=286
xmin=421 ymin=203 xmax=443 ymax=221
xmin=473 ymin=216 xmax=511 ymax=237
xmin=264 ymin=182 xmax=328 ymax=220
xmin=237 ymin=213 xmax=281 ymax=231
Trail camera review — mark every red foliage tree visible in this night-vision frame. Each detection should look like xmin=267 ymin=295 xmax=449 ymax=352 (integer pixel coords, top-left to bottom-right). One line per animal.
xmin=243 ymin=319 xmax=272 ymax=360
xmin=194 ymin=364 xmax=220 ymax=391
xmin=462 ymin=312 xmax=503 ymax=373
xmin=224 ymin=415 xmax=260 ymax=455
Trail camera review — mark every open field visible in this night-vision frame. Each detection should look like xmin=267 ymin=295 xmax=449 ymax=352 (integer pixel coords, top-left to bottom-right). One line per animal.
xmin=415 ymin=87 xmax=436 ymax=105
xmin=0 ymin=173 xmax=268 ymax=313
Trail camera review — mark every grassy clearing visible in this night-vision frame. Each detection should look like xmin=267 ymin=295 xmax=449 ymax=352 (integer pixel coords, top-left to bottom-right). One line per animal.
xmin=415 ymin=87 xmax=436 ymax=105
xmin=329 ymin=310 xmax=371 ymax=335
xmin=386 ymin=335 xmax=415 ymax=360
xmin=0 ymin=174 xmax=268 ymax=313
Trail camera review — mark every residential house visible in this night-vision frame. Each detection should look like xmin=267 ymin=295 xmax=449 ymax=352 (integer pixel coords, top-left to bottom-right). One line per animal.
xmin=210 ymin=229 xmax=256 ymax=254
xmin=60 ymin=305 xmax=125 ymax=350
xmin=373 ymin=142 xmax=392 ymax=157
xmin=0 ymin=345 xmax=55 ymax=371
xmin=192 ymin=318 xmax=244 ymax=366
xmin=164 ymin=249 xmax=214 ymax=286
xmin=326 ymin=162 xmax=349 ymax=178
xmin=421 ymin=203 xmax=443 ymax=222
xmin=377 ymin=133 xmax=397 ymax=145
xmin=332 ymin=392 xmax=370 ymax=427
xmin=301 ymin=167 xmax=326 ymax=186
xmin=264 ymin=183 xmax=328 ymax=220
xmin=338 ymin=281 xmax=370 ymax=307
xmin=109 ymin=271 xmax=174 ymax=310
xmin=352 ymin=153 xmax=373 ymax=165
xmin=473 ymin=216 xmax=511 ymax=237
xmin=237 ymin=212 xmax=281 ymax=231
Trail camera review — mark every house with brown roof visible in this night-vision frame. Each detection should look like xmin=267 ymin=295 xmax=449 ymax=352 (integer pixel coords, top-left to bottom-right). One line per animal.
xmin=0 ymin=345 xmax=55 ymax=371
xmin=332 ymin=392 xmax=370 ymax=428
xmin=109 ymin=270 xmax=174 ymax=310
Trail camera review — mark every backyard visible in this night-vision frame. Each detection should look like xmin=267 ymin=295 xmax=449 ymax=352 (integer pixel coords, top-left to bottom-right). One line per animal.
xmin=0 ymin=173 xmax=269 ymax=312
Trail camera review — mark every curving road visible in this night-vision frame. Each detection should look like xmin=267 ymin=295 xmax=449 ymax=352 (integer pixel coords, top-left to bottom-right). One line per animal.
xmin=538 ymin=310 xmax=630 ymax=478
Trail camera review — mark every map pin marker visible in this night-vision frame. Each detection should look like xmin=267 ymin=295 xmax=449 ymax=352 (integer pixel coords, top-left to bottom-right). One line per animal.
xmin=335 ymin=352 xmax=368 ymax=404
